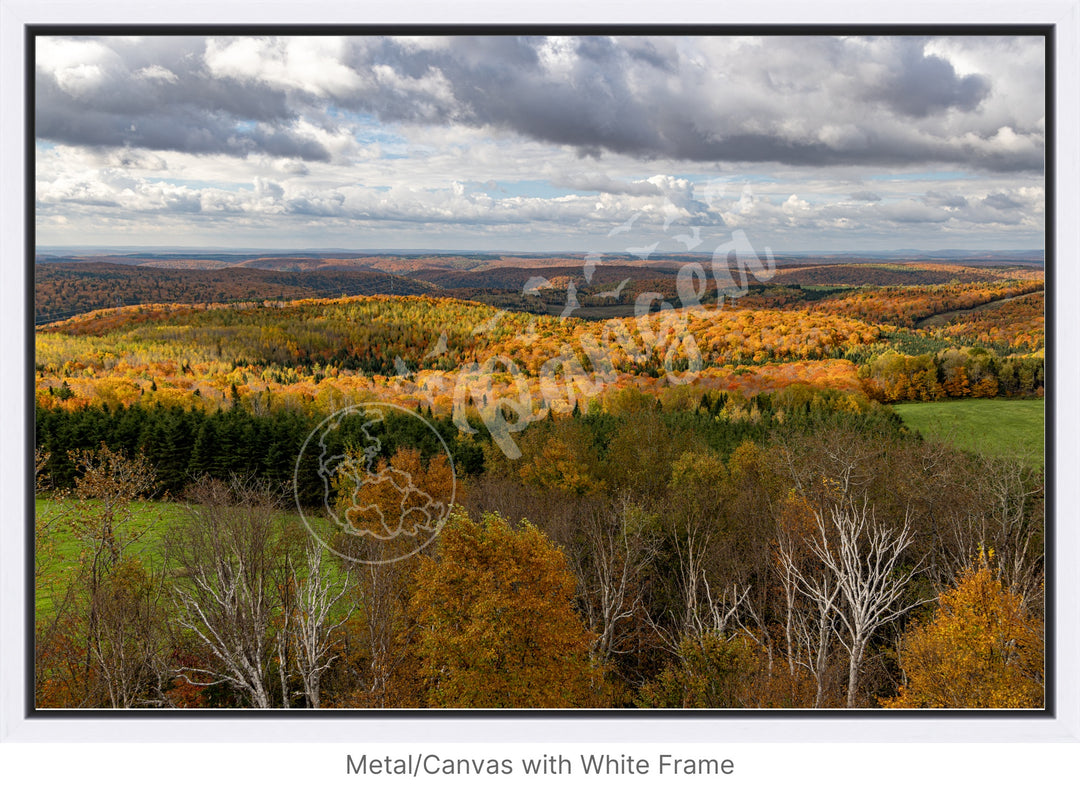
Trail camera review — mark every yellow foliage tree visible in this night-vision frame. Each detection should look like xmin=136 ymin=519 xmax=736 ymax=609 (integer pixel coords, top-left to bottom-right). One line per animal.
xmin=516 ymin=422 xmax=603 ymax=495
xmin=410 ymin=510 xmax=604 ymax=708
xmin=884 ymin=556 xmax=1043 ymax=708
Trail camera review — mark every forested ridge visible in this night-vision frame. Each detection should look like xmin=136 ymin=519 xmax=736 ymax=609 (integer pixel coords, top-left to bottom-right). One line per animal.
xmin=36 ymin=279 xmax=1043 ymax=419
xmin=34 ymin=262 xmax=442 ymax=325
xmin=36 ymin=257 xmax=1044 ymax=326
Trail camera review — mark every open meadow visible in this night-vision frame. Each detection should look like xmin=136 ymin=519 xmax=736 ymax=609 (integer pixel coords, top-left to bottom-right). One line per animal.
xmin=894 ymin=398 xmax=1045 ymax=467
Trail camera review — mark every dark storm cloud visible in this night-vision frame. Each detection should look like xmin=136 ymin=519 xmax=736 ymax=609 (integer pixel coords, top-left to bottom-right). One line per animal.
xmin=36 ymin=36 xmax=331 ymax=161
xmin=36 ymin=97 xmax=331 ymax=161
xmin=362 ymin=36 xmax=1037 ymax=170
xmin=866 ymin=37 xmax=990 ymax=117
xmin=35 ymin=35 xmax=1043 ymax=171
xmin=849 ymin=191 xmax=883 ymax=202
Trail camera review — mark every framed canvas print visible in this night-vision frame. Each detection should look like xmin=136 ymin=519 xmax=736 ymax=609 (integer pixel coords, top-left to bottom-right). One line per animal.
xmin=2 ymin=1 xmax=1078 ymax=790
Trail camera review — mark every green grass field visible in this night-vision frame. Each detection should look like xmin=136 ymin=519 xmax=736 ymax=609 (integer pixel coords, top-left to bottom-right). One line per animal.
xmin=34 ymin=497 xmax=349 ymax=618
xmin=893 ymin=397 xmax=1044 ymax=467
xmin=34 ymin=498 xmax=186 ymax=615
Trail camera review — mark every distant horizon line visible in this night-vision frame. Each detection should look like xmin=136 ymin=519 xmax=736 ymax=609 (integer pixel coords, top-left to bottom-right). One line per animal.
xmin=35 ymin=246 xmax=1047 ymax=256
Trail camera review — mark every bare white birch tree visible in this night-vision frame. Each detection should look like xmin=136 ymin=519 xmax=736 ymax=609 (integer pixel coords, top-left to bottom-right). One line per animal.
xmin=284 ymin=538 xmax=351 ymax=708
xmin=647 ymin=512 xmax=750 ymax=660
xmin=169 ymin=478 xmax=282 ymax=709
xmin=805 ymin=499 xmax=926 ymax=708
xmin=670 ymin=519 xmax=750 ymax=643
xmin=575 ymin=496 xmax=660 ymax=661
xmin=775 ymin=530 xmax=842 ymax=707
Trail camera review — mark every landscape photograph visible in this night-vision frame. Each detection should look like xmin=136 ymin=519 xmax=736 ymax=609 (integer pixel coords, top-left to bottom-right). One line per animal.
xmin=32 ymin=32 xmax=1047 ymax=711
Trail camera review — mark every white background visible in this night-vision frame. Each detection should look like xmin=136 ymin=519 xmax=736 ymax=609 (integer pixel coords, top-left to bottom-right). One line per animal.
xmin=2 ymin=1 xmax=1077 ymax=793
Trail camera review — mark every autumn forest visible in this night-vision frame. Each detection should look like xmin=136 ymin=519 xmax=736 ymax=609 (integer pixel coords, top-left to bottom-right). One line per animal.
xmin=32 ymin=250 xmax=1046 ymax=711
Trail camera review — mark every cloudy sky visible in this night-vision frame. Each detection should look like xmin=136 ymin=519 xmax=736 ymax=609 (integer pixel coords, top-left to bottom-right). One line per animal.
xmin=35 ymin=34 xmax=1045 ymax=253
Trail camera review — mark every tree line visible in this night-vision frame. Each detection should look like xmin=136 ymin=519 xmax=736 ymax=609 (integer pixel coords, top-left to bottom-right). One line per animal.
xmin=858 ymin=348 xmax=1044 ymax=403
xmin=35 ymin=400 xmax=486 ymax=503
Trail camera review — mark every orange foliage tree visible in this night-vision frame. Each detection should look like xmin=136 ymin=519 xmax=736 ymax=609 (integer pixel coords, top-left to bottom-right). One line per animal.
xmin=410 ymin=510 xmax=604 ymax=707
xmin=883 ymin=556 xmax=1043 ymax=708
